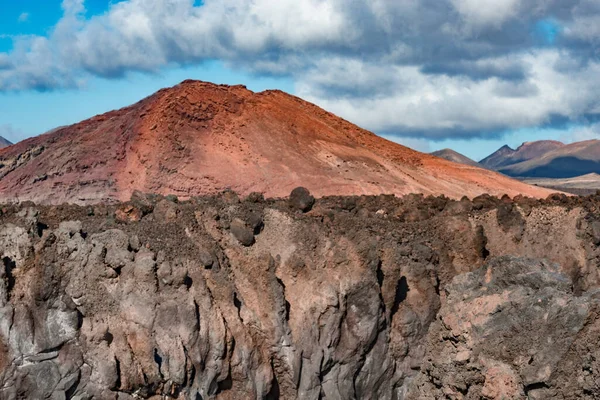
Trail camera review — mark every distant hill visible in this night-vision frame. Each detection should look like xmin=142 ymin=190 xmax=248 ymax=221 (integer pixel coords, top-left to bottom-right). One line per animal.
xmin=0 ymin=136 xmax=12 ymax=148
xmin=499 ymin=140 xmax=600 ymax=178
xmin=480 ymin=140 xmax=565 ymax=170
xmin=431 ymin=149 xmax=481 ymax=167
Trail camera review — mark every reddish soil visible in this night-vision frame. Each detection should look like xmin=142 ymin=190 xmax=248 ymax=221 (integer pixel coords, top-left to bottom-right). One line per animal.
xmin=0 ymin=80 xmax=555 ymax=204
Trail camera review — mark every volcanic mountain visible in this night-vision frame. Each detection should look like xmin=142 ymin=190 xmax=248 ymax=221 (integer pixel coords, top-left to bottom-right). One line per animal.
xmin=430 ymin=148 xmax=481 ymax=167
xmin=0 ymin=136 xmax=11 ymax=148
xmin=0 ymin=80 xmax=554 ymax=204
xmin=480 ymin=140 xmax=565 ymax=170
xmin=499 ymin=139 xmax=600 ymax=178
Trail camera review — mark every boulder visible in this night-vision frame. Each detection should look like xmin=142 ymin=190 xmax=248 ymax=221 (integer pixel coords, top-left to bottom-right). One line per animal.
xmin=230 ymin=218 xmax=255 ymax=246
xmin=289 ymin=187 xmax=315 ymax=212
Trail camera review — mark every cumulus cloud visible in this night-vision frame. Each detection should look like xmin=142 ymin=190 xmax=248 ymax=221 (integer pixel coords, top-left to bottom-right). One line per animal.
xmin=449 ymin=0 xmax=521 ymax=28
xmin=559 ymin=123 xmax=600 ymax=143
xmin=1 ymin=0 xmax=600 ymax=139
xmin=18 ymin=13 xmax=30 ymax=23
xmin=298 ymin=50 xmax=600 ymax=139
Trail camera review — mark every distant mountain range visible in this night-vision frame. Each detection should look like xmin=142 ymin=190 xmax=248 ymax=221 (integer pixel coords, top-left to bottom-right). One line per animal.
xmin=0 ymin=136 xmax=12 ymax=148
xmin=497 ymin=140 xmax=600 ymax=179
xmin=479 ymin=140 xmax=565 ymax=170
xmin=432 ymin=139 xmax=600 ymax=179
xmin=430 ymin=139 xmax=600 ymax=194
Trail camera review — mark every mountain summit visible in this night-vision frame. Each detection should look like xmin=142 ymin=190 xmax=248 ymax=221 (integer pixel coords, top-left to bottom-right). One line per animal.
xmin=499 ymin=140 xmax=600 ymax=178
xmin=430 ymin=149 xmax=480 ymax=167
xmin=0 ymin=80 xmax=553 ymax=204
xmin=480 ymin=140 xmax=564 ymax=170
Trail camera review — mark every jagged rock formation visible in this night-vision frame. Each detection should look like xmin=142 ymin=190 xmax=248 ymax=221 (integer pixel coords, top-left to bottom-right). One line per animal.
xmin=1 ymin=190 xmax=600 ymax=399
xmin=0 ymin=80 xmax=553 ymax=204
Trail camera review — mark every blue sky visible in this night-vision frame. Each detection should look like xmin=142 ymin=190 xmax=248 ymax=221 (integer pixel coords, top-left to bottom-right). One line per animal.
xmin=0 ymin=61 xmax=293 ymax=140
xmin=0 ymin=0 xmax=125 ymax=51
xmin=1 ymin=0 xmax=600 ymax=161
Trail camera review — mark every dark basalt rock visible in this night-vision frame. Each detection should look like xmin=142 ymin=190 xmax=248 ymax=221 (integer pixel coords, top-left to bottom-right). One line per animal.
xmin=230 ymin=218 xmax=255 ymax=246
xmin=289 ymin=187 xmax=315 ymax=212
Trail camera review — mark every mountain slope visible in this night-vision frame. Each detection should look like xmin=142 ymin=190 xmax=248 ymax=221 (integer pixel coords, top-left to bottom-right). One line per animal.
xmin=500 ymin=140 xmax=600 ymax=178
xmin=479 ymin=145 xmax=516 ymax=169
xmin=0 ymin=80 xmax=554 ymax=204
xmin=480 ymin=140 xmax=564 ymax=169
xmin=0 ymin=136 xmax=12 ymax=148
xmin=431 ymin=149 xmax=481 ymax=167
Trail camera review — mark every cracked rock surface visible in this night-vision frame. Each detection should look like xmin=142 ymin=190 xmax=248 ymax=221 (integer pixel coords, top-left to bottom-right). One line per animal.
xmin=408 ymin=257 xmax=600 ymax=400
xmin=1 ymin=192 xmax=600 ymax=399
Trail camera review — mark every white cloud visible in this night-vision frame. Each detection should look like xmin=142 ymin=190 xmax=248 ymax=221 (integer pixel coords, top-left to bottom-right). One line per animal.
xmin=298 ymin=50 xmax=600 ymax=138
xmin=62 ymin=0 xmax=85 ymax=15
xmin=449 ymin=0 xmax=521 ymax=28
xmin=18 ymin=13 xmax=29 ymax=23
xmin=559 ymin=123 xmax=600 ymax=143
xmin=1 ymin=0 xmax=600 ymax=139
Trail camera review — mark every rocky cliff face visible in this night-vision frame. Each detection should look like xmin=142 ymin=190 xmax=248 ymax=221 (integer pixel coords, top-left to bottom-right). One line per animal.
xmin=1 ymin=191 xmax=600 ymax=399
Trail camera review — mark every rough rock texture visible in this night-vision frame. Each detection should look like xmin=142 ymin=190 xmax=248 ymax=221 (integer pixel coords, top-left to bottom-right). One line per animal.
xmin=0 ymin=80 xmax=554 ymax=205
xmin=408 ymin=257 xmax=600 ymax=399
xmin=2 ymin=191 xmax=600 ymax=399
xmin=289 ymin=187 xmax=315 ymax=212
